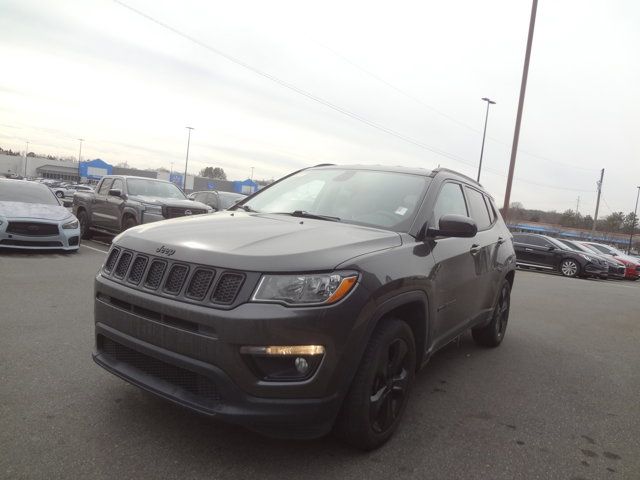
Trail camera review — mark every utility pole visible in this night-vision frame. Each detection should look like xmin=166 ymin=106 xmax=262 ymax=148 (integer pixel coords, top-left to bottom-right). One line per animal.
xmin=576 ymin=196 xmax=580 ymax=216
xmin=77 ymin=138 xmax=84 ymax=182
xmin=24 ymin=141 xmax=30 ymax=177
xmin=170 ymin=162 xmax=174 ymax=174
xmin=183 ymin=127 xmax=194 ymax=191
xmin=627 ymin=186 xmax=640 ymax=254
xmin=591 ymin=168 xmax=604 ymax=240
xmin=250 ymin=166 xmax=254 ymax=181
xmin=477 ymin=97 xmax=496 ymax=182
xmin=502 ymin=0 xmax=538 ymax=220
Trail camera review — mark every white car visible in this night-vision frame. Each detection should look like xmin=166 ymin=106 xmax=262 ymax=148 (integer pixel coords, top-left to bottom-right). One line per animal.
xmin=0 ymin=179 xmax=81 ymax=251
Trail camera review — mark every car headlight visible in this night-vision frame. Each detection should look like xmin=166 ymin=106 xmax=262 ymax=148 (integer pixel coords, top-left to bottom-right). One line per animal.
xmin=252 ymin=272 xmax=358 ymax=306
xmin=62 ymin=219 xmax=79 ymax=229
xmin=579 ymin=254 xmax=593 ymax=262
xmin=142 ymin=203 xmax=163 ymax=215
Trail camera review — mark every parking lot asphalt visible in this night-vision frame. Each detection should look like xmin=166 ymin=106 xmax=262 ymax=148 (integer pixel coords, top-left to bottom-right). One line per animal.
xmin=1 ymin=244 xmax=639 ymax=480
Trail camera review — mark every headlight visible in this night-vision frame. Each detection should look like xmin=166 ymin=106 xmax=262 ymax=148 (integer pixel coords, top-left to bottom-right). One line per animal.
xmin=579 ymin=254 xmax=593 ymax=262
xmin=142 ymin=203 xmax=163 ymax=215
xmin=62 ymin=219 xmax=79 ymax=229
xmin=252 ymin=272 xmax=358 ymax=306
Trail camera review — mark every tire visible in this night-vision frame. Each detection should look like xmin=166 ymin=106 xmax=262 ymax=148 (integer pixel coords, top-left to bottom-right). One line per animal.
xmin=55 ymin=191 xmax=64 ymax=198
xmin=122 ymin=216 xmax=137 ymax=231
xmin=77 ymin=210 xmax=93 ymax=240
xmin=560 ymin=258 xmax=580 ymax=278
xmin=335 ymin=318 xmax=416 ymax=450
xmin=472 ymin=280 xmax=511 ymax=348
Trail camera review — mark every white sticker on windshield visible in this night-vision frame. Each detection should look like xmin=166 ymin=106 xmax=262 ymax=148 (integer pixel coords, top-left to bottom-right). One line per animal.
xmin=395 ymin=206 xmax=408 ymax=216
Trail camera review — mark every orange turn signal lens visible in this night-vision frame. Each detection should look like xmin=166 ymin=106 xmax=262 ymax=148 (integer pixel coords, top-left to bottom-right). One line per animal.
xmin=326 ymin=275 xmax=358 ymax=304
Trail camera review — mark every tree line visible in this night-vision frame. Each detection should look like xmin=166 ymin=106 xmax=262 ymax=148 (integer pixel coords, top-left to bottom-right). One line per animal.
xmin=508 ymin=202 xmax=638 ymax=234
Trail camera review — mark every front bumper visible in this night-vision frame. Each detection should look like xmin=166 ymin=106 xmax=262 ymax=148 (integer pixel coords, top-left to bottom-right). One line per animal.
xmin=0 ymin=218 xmax=80 ymax=250
xmin=584 ymin=262 xmax=608 ymax=276
xmin=93 ymin=273 xmax=369 ymax=438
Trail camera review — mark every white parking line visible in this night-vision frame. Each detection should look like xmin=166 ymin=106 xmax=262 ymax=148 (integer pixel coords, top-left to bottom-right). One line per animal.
xmin=81 ymin=243 xmax=108 ymax=254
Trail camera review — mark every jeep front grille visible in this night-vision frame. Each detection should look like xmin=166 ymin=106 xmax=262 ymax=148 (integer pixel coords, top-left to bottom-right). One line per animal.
xmin=101 ymin=247 xmax=246 ymax=308
xmin=212 ymin=273 xmax=245 ymax=304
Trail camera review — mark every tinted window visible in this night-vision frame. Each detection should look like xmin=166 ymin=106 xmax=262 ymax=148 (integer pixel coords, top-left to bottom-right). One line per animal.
xmin=512 ymin=234 xmax=529 ymax=243
xmin=433 ymin=183 xmax=468 ymax=225
xmin=126 ymin=179 xmax=186 ymax=199
xmin=484 ymin=196 xmax=496 ymax=223
xmin=218 ymin=192 xmax=245 ymax=209
xmin=519 ymin=235 xmax=545 ymax=247
xmin=97 ymin=178 xmax=114 ymax=195
xmin=111 ymin=179 xmax=123 ymax=192
xmin=0 ymin=180 xmax=60 ymax=205
xmin=465 ymin=187 xmax=492 ymax=230
xmin=193 ymin=192 xmax=208 ymax=203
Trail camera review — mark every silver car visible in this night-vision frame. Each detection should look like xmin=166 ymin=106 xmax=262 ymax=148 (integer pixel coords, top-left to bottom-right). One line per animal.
xmin=0 ymin=179 xmax=81 ymax=251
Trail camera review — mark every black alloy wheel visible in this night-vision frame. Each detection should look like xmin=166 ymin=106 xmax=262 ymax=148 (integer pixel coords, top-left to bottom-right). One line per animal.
xmin=472 ymin=280 xmax=511 ymax=348
xmin=335 ymin=318 xmax=416 ymax=450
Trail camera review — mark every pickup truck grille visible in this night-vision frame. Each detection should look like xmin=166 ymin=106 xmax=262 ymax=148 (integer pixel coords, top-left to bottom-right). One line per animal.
xmin=163 ymin=207 xmax=207 ymax=219
xmin=102 ymin=247 xmax=246 ymax=308
xmin=6 ymin=222 xmax=59 ymax=236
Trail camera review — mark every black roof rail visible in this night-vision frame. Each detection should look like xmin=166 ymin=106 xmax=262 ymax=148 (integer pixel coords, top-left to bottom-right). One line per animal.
xmin=432 ymin=167 xmax=481 ymax=186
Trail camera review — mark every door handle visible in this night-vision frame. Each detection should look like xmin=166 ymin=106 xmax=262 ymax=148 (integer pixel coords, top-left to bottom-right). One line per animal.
xmin=470 ymin=244 xmax=481 ymax=255
xmin=497 ymin=236 xmax=506 ymax=245
xmin=525 ymin=248 xmax=533 ymax=252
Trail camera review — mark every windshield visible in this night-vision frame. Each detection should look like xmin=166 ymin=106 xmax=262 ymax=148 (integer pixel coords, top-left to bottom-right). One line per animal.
xmin=562 ymin=240 xmax=595 ymax=254
xmin=0 ymin=181 xmax=60 ymax=205
xmin=587 ymin=243 xmax=620 ymax=255
xmin=234 ymin=168 xmax=430 ymax=231
xmin=126 ymin=179 xmax=186 ymax=199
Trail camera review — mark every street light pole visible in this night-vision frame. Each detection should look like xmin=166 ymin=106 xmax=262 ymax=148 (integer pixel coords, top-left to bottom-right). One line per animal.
xmin=77 ymin=138 xmax=84 ymax=182
xmin=183 ymin=127 xmax=194 ymax=191
xmin=24 ymin=141 xmax=30 ymax=177
xmin=250 ymin=166 xmax=254 ymax=181
xmin=627 ymin=186 xmax=640 ymax=254
xmin=477 ymin=97 xmax=496 ymax=182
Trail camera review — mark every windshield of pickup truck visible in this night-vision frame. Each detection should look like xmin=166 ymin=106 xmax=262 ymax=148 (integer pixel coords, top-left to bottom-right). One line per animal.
xmin=235 ymin=168 xmax=430 ymax=231
xmin=126 ymin=178 xmax=186 ymax=199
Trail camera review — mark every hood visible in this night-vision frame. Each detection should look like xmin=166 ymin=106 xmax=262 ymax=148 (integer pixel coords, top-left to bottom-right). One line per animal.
xmin=0 ymin=201 xmax=73 ymax=222
xmin=128 ymin=195 xmax=209 ymax=209
xmin=116 ymin=211 xmax=402 ymax=271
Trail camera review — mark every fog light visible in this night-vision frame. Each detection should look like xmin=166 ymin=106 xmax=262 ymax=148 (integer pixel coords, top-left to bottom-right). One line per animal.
xmin=240 ymin=345 xmax=325 ymax=382
xmin=294 ymin=357 xmax=309 ymax=374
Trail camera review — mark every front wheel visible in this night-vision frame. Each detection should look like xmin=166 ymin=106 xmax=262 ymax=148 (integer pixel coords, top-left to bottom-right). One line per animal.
xmin=77 ymin=210 xmax=93 ymax=240
xmin=472 ymin=280 xmax=511 ymax=348
xmin=560 ymin=258 xmax=580 ymax=277
xmin=122 ymin=216 xmax=137 ymax=231
xmin=335 ymin=319 xmax=416 ymax=450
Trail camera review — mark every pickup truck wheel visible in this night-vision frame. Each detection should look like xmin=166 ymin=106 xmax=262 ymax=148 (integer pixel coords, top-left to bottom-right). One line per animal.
xmin=77 ymin=210 xmax=93 ymax=240
xmin=335 ymin=318 xmax=416 ymax=450
xmin=472 ymin=280 xmax=510 ymax=348
xmin=122 ymin=217 xmax=137 ymax=231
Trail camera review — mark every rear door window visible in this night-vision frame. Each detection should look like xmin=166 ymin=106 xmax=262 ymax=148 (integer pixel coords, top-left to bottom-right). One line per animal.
xmin=464 ymin=187 xmax=492 ymax=230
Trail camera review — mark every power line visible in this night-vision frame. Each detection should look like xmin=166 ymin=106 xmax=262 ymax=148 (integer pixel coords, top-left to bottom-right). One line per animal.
xmin=112 ymin=0 xmax=473 ymax=168
xmin=111 ymin=1 xmax=602 ymax=195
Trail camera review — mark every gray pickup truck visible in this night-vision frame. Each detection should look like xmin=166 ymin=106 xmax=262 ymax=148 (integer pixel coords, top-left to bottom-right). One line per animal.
xmin=73 ymin=175 xmax=211 ymax=239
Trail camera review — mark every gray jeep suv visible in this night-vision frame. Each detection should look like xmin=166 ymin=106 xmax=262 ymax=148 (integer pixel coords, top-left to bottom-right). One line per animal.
xmin=92 ymin=165 xmax=516 ymax=450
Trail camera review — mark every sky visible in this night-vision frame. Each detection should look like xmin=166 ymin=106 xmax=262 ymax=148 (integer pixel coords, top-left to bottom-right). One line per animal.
xmin=1 ymin=0 xmax=638 ymax=215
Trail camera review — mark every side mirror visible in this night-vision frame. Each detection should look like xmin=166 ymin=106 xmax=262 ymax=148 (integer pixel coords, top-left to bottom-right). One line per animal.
xmin=426 ymin=214 xmax=478 ymax=238
xmin=546 ymin=245 xmax=555 ymax=251
xmin=108 ymin=189 xmax=122 ymax=197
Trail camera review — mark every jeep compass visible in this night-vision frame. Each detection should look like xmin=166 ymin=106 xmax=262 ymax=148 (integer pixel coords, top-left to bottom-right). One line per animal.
xmin=92 ymin=165 xmax=516 ymax=450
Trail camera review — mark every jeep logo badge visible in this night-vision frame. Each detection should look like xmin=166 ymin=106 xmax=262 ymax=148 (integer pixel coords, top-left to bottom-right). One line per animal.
xmin=156 ymin=245 xmax=176 ymax=256
xmin=184 ymin=209 xmax=192 ymax=215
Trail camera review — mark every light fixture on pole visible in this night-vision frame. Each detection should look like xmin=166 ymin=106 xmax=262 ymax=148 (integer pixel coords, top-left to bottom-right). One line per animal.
xmin=627 ymin=186 xmax=640 ymax=254
xmin=183 ymin=127 xmax=194 ymax=191
xmin=477 ymin=97 xmax=496 ymax=182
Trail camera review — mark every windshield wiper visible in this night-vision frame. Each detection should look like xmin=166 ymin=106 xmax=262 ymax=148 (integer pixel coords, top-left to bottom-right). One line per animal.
xmin=279 ymin=210 xmax=340 ymax=222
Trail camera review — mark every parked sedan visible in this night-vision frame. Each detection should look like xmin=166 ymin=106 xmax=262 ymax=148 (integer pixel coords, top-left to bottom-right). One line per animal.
xmin=556 ymin=238 xmax=626 ymax=279
xmin=578 ymin=241 xmax=640 ymax=280
xmin=0 ymin=179 xmax=81 ymax=251
xmin=512 ymin=233 xmax=607 ymax=278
